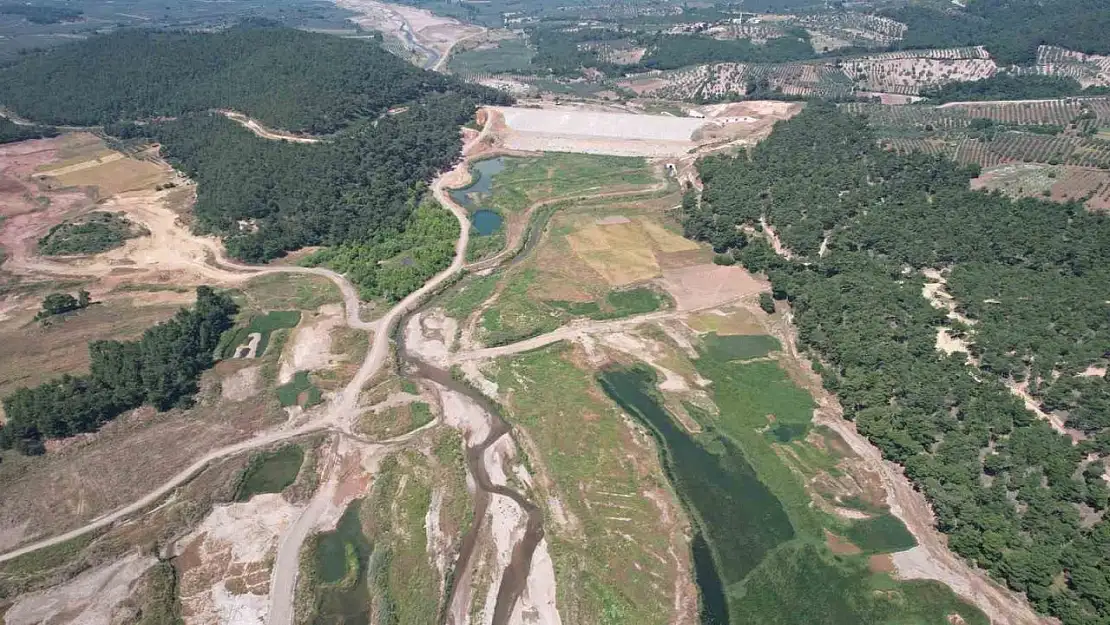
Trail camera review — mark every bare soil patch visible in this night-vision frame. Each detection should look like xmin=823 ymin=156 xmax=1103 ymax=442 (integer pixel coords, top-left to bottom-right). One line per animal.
xmin=3 ymin=553 xmax=156 ymax=625
xmin=825 ymin=530 xmax=863 ymax=555
xmin=660 ymin=263 xmax=766 ymax=311
xmin=278 ymin=304 xmax=344 ymax=384
xmin=174 ymin=494 xmax=300 ymax=625
xmin=685 ymin=307 xmax=765 ymax=335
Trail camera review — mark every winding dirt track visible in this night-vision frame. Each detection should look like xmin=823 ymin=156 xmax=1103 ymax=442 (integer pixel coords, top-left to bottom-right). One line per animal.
xmin=0 ymin=140 xmax=471 ymax=573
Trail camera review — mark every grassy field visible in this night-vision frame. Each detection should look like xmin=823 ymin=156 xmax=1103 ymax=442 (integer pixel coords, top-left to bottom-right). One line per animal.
xmin=840 ymin=514 xmax=917 ymax=555
xmin=703 ymin=333 xmax=781 ymax=361
xmin=219 ymin=310 xmax=302 ymax=359
xmin=358 ymin=401 xmax=434 ymax=439
xmin=480 ymin=269 xmax=672 ymax=346
xmin=240 ymin=273 xmax=341 ymax=311
xmin=492 ymin=345 xmax=684 ymax=625
xmin=275 ymin=370 xmax=323 ymax=408
xmin=441 ymin=273 xmax=500 ymax=320
xmin=234 ymin=444 xmax=304 ymax=501
xmin=448 ymin=38 xmax=534 ymax=74
xmin=481 ymin=153 xmax=656 ymax=215
xmin=363 ymin=450 xmax=440 ymax=625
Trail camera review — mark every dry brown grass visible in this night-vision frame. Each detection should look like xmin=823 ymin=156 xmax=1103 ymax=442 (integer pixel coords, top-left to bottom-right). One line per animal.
xmin=0 ymin=298 xmax=183 ymax=397
xmin=565 ymin=220 xmax=664 ymax=286
xmin=0 ymin=371 xmax=285 ymax=551
xmin=685 ymin=307 xmax=766 ymax=335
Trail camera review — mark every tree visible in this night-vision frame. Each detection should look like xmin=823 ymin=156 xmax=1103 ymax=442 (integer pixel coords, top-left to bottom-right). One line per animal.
xmin=37 ymin=292 xmax=79 ymax=318
xmin=759 ymin=292 xmax=776 ymax=314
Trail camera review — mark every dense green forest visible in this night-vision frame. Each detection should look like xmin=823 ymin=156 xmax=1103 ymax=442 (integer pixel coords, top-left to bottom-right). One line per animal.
xmin=638 ymin=31 xmax=815 ymax=71
xmin=884 ymin=0 xmax=1110 ymax=65
xmin=0 ymin=287 xmax=237 ymax=455
xmin=110 ymin=100 xmax=469 ymax=294
xmin=922 ymin=74 xmax=1104 ymax=103
xmin=688 ymin=103 xmax=1110 ymax=625
xmin=524 ymin=25 xmax=818 ymax=76
xmin=38 ymin=211 xmax=145 ymax=255
xmin=303 ymin=197 xmax=458 ymax=301
xmin=0 ymin=3 xmax=81 ymax=24
xmin=0 ymin=117 xmax=57 ymax=145
xmin=0 ymin=23 xmax=508 ymax=133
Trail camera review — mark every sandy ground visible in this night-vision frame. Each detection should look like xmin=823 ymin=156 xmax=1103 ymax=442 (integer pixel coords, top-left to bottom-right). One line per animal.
xmin=3 ymin=553 xmax=157 ymax=625
xmin=279 ymin=304 xmax=344 ymax=384
xmin=336 ymin=0 xmax=483 ymax=68
xmin=509 ymin=538 xmax=562 ymax=625
xmin=659 ymin=263 xmax=767 ymax=311
xmin=477 ymin=434 xmax=529 ymax=624
xmin=403 ymin=309 xmax=459 ymax=369
xmin=486 ymin=105 xmax=798 ymax=158
xmin=174 ymin=494 xmax=302 ymax=625
xmin=222 ymin=366 xmax=262 ymax=402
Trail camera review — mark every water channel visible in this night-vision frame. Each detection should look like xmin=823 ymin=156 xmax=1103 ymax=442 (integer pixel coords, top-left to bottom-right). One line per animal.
xmin=395 ymin=325 xmax=543 ymax=625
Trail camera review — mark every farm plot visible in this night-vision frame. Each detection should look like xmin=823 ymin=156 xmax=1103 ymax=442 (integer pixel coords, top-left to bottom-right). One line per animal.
xmin=1035 ymin=45 xmax=1110 ymax=89
xmin=838 ymin=48 xmax=997 ymax=96
xmin=621 ymin=62 xmax=852 ymax=101
xmin=882 ymin=132 xmax=1110 ymax=169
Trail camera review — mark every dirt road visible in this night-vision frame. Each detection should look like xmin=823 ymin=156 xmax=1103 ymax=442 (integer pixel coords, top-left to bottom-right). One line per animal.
xmin=263 ymin=152 xmax=473 ymax=625
xmin=0 ymin=137 xmax=473 ymax=572
xmin=218 ymin=111 xmax=322 ymax=144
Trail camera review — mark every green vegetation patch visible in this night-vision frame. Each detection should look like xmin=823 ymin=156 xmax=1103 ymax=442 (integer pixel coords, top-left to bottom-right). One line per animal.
xmin=307 ymin=499 xmax=374 ymax=624
xmin=242 ymin=273 xmax=341 ymax=310
xmin=305 ymin=198 xmax=459 ymax=302
xmin=485 ymin=153 xmax=655 ymax=215
xmin=840 ymin=513 xmax=916 ymax=555
xmin=364 ymin=451 xmax=439 ymax=625
xmin=358 ymin=401 xmax=433 ymax=439
xmin=37 ymin=211 xmax=146 ymax=256
xmin=600 ymin=367 xmax=795 ymax=587
xmin=276 ymin=371 xmax=323 ymax=408
xmin=730 ymin=542 xmax=988 ymax=625
xmin=448 ymin=38 xmax=535 ymax=74
xmin=219 ymin=310 xmax=301 ymax=359
xmin=703 ymin=333 xmax=781 ymax=361
xmin=235 ymin=444 xmax=305 ymax=501
xmin=494 ymin=347 xmax=680 ymax=624
xmin=441 ymin=273 xmax=499 ymax=320
xmin=547 ymin=287 xmax=669 ymax=320
xmin=480 ymin=268 xmax=561 ymax=346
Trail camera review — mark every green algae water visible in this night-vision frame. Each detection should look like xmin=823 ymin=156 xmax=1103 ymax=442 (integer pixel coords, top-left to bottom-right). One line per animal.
xmin=598 ymin=368 xmax=795 ymax=624
xmin=449 ymin=157 xmax=506 ymax=210
xmin=311 ymin=499 xmax=374 ymax=625
xmin=471 ymin=209 xmax=503 ymax=235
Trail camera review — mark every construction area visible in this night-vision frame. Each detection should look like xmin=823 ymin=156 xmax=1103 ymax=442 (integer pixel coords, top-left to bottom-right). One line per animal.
xmin=483 ymin=101 xmax=802 ymax=157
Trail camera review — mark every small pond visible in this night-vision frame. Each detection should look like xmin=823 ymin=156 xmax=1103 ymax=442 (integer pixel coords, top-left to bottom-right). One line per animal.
xmin=472 ymin=209 xmax=503 ymax=236
xmin=450 ymin=157 xmax=507 ymax=236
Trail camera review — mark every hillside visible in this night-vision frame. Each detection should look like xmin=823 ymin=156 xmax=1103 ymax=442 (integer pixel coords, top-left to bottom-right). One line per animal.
xmin=0 ymin=25 xmax=510 ymax=283
xmin=0 ymin=23 xmax=506 ymax=134
xmin=688 ymin=103 xmax=1110 ymax=625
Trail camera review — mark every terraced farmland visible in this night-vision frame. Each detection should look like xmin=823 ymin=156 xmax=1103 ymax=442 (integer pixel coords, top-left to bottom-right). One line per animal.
xmin=881 ymin=132 xmax=1110 ymax=169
